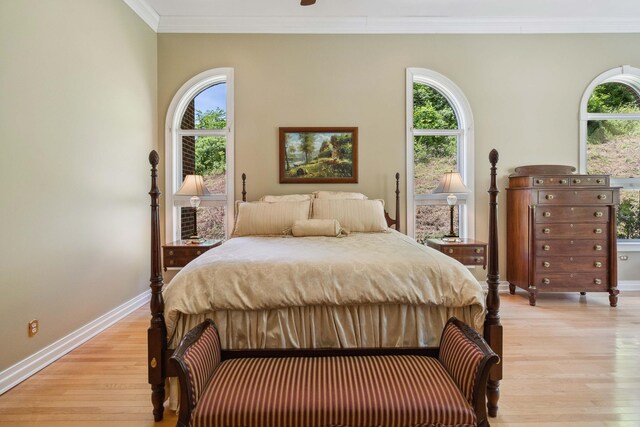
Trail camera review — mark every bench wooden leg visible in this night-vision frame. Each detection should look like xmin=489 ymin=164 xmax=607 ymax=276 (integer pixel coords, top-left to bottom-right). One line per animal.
xmin=487 ymin=378 xmax=500 ymax=417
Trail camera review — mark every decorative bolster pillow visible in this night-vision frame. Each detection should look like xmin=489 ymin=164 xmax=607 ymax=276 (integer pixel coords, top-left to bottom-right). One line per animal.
xmin=291 ymin=219 xmax=344 ymax=237
xmin=313 ymin=190 xmax=368 ymax=200
xmin=232 ymin=200 xmax=311 ymax=236
xmin=259 ymin=194 xmax=314 ymax=202
xmin=311 ymin=199 xmax=388 ymax=232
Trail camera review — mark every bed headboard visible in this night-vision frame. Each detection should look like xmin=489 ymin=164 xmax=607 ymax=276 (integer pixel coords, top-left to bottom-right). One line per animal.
xmin=240 ymin=172 xmax=401 ymax=232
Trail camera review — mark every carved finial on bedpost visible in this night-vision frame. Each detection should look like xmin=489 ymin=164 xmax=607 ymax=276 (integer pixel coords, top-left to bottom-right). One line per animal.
xmin=395 ymin=172 xmax=401 ymax=232
xmin=241 ymin=173 xmax=247 ymax=202
xmin=148 ymin=150 xmax=166 ymax=421
xmin=485 ymin=148 xmax=502 ymax=418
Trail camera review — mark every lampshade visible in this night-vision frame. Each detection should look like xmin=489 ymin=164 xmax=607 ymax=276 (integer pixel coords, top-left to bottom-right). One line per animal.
xmin=176 ymin=175 xmax=211 ymax=197
xmin=432 ymin=172 xmax=470 ymax=195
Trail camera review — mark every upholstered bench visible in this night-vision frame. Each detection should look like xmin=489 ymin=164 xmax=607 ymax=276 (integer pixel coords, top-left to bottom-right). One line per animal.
xmin=170 ymin=317 xmax=499 ymax=427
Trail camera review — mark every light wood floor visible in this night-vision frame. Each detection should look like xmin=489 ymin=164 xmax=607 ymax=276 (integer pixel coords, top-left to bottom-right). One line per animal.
xmin=1 ymin=290 xmax=639 ymax=426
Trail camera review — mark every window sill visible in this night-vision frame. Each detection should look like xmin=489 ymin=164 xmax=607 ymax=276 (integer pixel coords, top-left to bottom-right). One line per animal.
xmin=618 ymin=240 xmax=640 ymax=252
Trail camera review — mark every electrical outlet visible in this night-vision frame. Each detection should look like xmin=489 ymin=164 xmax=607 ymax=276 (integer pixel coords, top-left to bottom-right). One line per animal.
xmin=619 ymin=255 xmax=629 ymax=261
xmin=28 ymin=319 xmax=39 ymax=337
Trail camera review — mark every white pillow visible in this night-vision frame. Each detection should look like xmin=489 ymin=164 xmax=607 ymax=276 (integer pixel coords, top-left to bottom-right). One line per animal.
xmin=311 ymin=199 xmax=388 ymax=232
xmin=232 ymin=200 xmax=311 ymax=236
xmin=313 ymin=190 xmax=368 ymax=200
xmin=259 ymin=194 xmax=313 ymax=202
xmin=291 ymin=219 xmax=344 ymax=237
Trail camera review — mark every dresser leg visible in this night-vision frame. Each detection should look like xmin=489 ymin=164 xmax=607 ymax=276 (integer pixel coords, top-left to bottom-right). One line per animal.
xmin=580 ymin=292 xmax=586 ymax=296
xmin=609 ymin=287 xmax=619 ymax=307
xmin=509 ymin=283 xmax=515 ymax=295
xmin=528 ymin=286 xmax=537 ymax=306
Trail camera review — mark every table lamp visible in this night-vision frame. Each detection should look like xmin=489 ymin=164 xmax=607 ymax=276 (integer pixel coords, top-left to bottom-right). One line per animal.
xmin=176 ymin=174 xmax=211 ymax=241
xmin=432 ymin=171 xmax=470 ymax=241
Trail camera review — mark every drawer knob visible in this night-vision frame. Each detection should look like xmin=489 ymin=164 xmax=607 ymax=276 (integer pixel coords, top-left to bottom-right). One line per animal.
xmin=594 ymin=228 xmax=603 ymax=234
xmin=543 ymin=245 xmax=550 ymax=251
xmin=594 ymin=211 xmax=603 ymax=217
xmin=573 ymin=179 xmax=581 ymax=184
xmin=543 ymin=261 xmax=550 ymax=268
xmin=596 ymin=179 xmax=604 ymax=184
xmin=594 ymin=244 xmax=602 ymax=251
xmin=545 ymin=194 xmax=554 ymax=200
xmin=543 ymin=228 xmax=551 ymax=234
xmin=597 ymin=194 xmax=607 ymax=200
xmin=536 ymin=179 xmax=544 ymax=184
xmin=169 ymin=250 xmax=174 ymax=256
xmin=196 ymin=251 xmax=202 ymax=255
xmin=594 ymin=261 xmax=603 ymax=268
xmin=542 ymin=278 xmax=550 ymax=285
xmin=560 ymin=179 xmax=568 ymax=184
xmin=475 ymin=248 xmax=482 ymax=254
xmin=543 ymin=211 xmax=551 ymax=217
xmin=594 ymin=278 xmax=602 ymax=285
xmin=169 ymin=260 xmax=174 ymax=265
xmin=448 ymin=249 xmax=454 ymax=254
xmin=475 ymin=257 xmax=482 ymax=263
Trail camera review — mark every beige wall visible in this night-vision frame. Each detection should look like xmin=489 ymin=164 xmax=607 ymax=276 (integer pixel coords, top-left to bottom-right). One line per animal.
xmin=0 ymin=0 xmax=157 ymax=370
xmin=158 ymin=33 xmax=640 ymax=282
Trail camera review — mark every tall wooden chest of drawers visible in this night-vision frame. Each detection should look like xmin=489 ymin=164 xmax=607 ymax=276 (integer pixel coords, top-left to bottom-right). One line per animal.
xmin=506 ymin=165 xmax=620 ymax=306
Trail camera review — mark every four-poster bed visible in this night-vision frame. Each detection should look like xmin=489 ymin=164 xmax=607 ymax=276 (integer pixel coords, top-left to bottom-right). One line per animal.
xmin=146 ymin=149 xmax=503 ymax=421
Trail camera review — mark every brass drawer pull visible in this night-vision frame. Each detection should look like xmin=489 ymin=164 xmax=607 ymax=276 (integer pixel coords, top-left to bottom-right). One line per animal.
xmin=545 ymin=194 xmax=554 ymax=200
xmin=543 ymin=261 xmax=550 ymax=268
xmin=594 ymin=278 xmax=602 ymax=285
xmin=474 ymin=248 xmax=482 ymax=254
xmin=594 ymin=244 xmax=602 ymax=251
xmin=169 ymin=260 xmax=174 ymax=265
xmin=560 ymin=179 xmax=568 ymax=184
xmin=474 ymin=257 xmax=482 ymax=263
xmin=536 ymin=179 xmax=544 ymax=184
xmin=597 ymin=194 xmax=607 ymax=200
xmin=596 ymin=179 xmax=604 ymax=184
xmin=196 ymin=251 xmax=202 ymax=255
xmin=594 ymin=228 xmax=603 ymax=234
xmin=594 ymin=261 xmax=602 ymax=268
xmin=448 ymin=248 xmax=454 ymax=254
xmin=573 ymin=179 xmax=581 ymax=184
xmin=169 ymin=250 xmax=174 ymax=256
xmin=594 ymin=211 xmax=603 ymax=217
xmin=543 ymin=228 xmax=551 ymax=234
xmin=543 ymin=211 xmax=551 ymax=217
xmin=543 ymin=245 xmax=550 ymax=251
xmin=542 ymin=278 xmax=550 ymax=285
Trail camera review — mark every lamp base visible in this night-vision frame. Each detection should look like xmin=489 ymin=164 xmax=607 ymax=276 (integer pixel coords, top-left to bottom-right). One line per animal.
xmin=188 ymin=235 xmax=205 ymax=244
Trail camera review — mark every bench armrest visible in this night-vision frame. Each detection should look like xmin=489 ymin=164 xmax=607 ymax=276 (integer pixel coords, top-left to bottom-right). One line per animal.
xmin=170 ymin=319 xmax=222 ymax=427
xmin=438 ymin=317 xmax=499 ymax=425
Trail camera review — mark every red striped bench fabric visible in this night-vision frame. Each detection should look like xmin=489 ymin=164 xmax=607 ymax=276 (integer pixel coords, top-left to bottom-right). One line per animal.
xmin=190 ymin=355 xmax=477 ymax=427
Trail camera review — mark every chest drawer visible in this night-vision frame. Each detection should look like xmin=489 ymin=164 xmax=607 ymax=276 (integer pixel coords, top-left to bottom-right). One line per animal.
xmin=535 ymin=223 xmax=608 ymax=239
xmin=569 ymin=176 xmax=608 ymax=187
xmin=535 ymin=256 xmax=607 ymax=273
xmin=534 ymin=272 xmax=608 ymax=292
xmin=532 ymin=176 xmax=569 ymax=186
xmin=535 ymin=206 xmax=609 ymax=223
xmin=538 ymin=190 xmax=613 ymax=205
xmin=536 ymin=239 xmax=607 ymax=256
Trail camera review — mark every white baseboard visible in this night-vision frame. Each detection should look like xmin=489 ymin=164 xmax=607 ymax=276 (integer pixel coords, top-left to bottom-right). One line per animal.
xmin=0 ymin=290 xmax=151 ymax=395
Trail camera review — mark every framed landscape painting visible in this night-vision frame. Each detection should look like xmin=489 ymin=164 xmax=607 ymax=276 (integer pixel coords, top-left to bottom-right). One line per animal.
xmin=279 ymin=127 xmax=358 ymax=183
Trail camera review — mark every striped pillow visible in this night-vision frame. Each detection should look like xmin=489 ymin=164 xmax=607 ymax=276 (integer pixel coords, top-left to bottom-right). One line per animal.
xmin=311 ymin=199 xmax=387 ymax=232
xmin=438 ymin=321 xmax=487 ymax=404
xmin=232 ymin=200 xmax=311 ymax=236
xmin=313 ymin=190 xmax=368 ymax=200
xmin=181 ymin=324 xmax=222 ymax=408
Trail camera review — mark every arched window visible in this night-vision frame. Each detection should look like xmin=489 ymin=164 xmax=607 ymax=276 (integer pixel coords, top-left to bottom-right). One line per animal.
xmin=406 ymin=68 xmax=474 ymax=243
xmin=165 ymin=68 xmax=234 ymax=242
xmin=580 ymin=65 xmax=640 ymax=244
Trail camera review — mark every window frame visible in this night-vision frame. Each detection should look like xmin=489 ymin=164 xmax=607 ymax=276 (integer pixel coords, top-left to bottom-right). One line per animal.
xmin=406 ymin=68 xmax=475 ymax=240
xmin=165 ymin=68 xmax=235 ymax=242
xmin=579 ymin=65 xmax=640 ymax=251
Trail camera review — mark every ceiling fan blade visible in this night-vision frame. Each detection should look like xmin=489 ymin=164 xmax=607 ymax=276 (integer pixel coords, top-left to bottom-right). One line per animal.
xmin=300 ymin=0 xmax=316 ymax=5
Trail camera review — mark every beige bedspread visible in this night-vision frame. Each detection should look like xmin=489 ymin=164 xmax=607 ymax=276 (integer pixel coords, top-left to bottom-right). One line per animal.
xmin=163 ymin=230 xmax=486 ymax=345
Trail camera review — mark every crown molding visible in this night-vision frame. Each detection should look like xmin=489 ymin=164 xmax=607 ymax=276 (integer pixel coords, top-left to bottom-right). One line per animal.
xmin=156 ymin=16 xmax=640 ymax=34
xmin=122 ymin=0 xmax=160 ymax=31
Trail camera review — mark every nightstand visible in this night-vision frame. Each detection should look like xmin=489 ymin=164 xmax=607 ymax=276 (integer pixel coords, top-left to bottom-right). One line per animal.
xmin=426 ymin=238 xmax=487 ymax=269
xmin=162 ymin=239 xmax=222 ymax=271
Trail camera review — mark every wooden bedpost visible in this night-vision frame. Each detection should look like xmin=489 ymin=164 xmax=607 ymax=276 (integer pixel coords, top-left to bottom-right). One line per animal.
xmin=395 ymin=172 xmax=401 ymax=232
xmin=484 ymin=149 xmax=503 ymax=417
xmin=148 ymin=150 xmax=167 ymax=421
xmin=242 ymin=173 xmax=247 ymax=202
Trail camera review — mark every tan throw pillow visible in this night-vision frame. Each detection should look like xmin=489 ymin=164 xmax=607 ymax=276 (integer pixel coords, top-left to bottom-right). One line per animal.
xmin=232 ymin=200 xmax=311 ymax=236
xmin=311 ymin=199 xmax=388 ymax=232
xmin=291 ymin=219 xmax=344 ymax=237
xmin=313 ymin=190 xmax=368 ymax=200
xmin=259 ymin=194 xmax=313 ymax=202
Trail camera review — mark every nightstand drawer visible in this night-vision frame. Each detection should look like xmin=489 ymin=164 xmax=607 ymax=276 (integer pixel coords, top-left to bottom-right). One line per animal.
xmin=441 ymin=246 xmax=485 ymax=256
xmin=162 ymin=239 xmax=222 ymax=270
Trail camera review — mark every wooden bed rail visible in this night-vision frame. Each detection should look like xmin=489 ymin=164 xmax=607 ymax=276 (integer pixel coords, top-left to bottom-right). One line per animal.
xmin=147 ymin=152 xmax=502 ymax=420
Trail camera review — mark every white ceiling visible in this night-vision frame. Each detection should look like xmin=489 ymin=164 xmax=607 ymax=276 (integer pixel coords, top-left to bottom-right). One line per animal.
xmin=125 ymin=0 xmax=640 ymax=33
